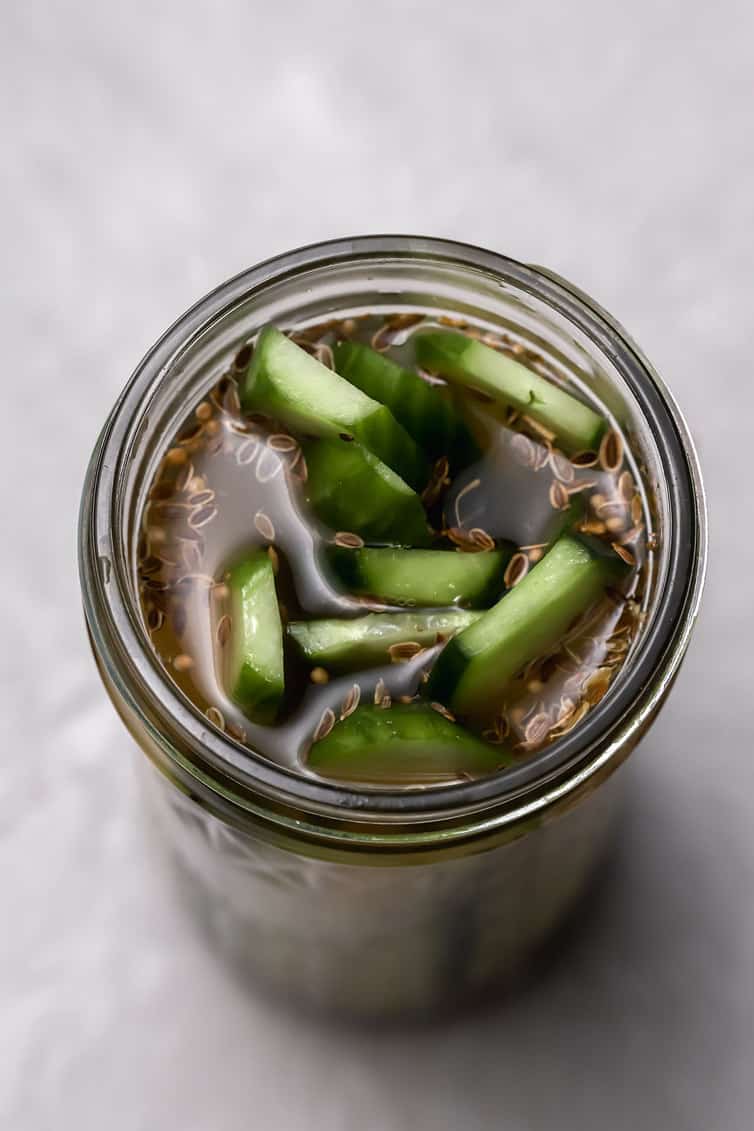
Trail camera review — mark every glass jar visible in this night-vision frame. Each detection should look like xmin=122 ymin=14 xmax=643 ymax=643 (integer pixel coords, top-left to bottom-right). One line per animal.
xmin=79 ymin=236 xmax=706 ymax=1019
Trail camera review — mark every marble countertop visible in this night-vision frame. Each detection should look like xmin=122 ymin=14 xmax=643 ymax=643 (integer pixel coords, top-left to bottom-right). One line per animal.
xmin=2 ymin=2 xmax=751 ymax=1128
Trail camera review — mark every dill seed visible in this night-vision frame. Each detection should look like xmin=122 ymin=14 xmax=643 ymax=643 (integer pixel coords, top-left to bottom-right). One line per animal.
xmin=430 ymin=702 xmax=456 ymax=722
xmin=255 ymin=448 xmax=283 ymax=483
xmin=606 ymin=514 xmax=627 ymax=534
xmin=619 ymin=524 xmax=644 ymax=545
xmin=236 ymin=438 xmax=260 ymax=466
xmin=611 ymin=542 xmax=636 ymax=566
xmin=205 ymin=706 xmax=226 ymax=731
xmin=189 ymin=505 xmax=218 ymax=530
xmin=216 ymin=615 xmax=231 ymax=648
xmin=549 ymin=481 xmax=570 ymax=510
xmin=146 ymin=606 xmax=164 ymax=632
xmin=313 ymin=708 xmax=336 ymax=743
xmin=165 ymin=447 xmax=188 ymax=466
xmin=447 ymin=526 xmax=490 ymax=553
xmin=334 ymin=531 xmax=365 ymax=549
xmin=505 ymin=552 xmax=529 ymax=588
xmin=267 ymin=433 xmax=298 ymax=453
xmin=580 ymin=519 xmax=607 ymax=535
xmin=340 ymin=684 xmax=361 ymax=719
xmin=618 ymin=470 xmax=634 ymax=500
xmin=310 ymin=667 xmax=330 ymax=685
xmin=254 ymin=511 xmax=276 ymax=541
xmin=599 ymin=429 xmax=624 ymax=473
xmin=469 ymin=528 xmax=496 ymax=551
xmin=452 ymin=477 xmax=480 ymax=526
xmin=549 ymin=449 xmax=576 ymax=483
xmin=226 ymin=722 xmax=247 ymax=743
xmin=583 ymin=667 xmax=612 ymax=705
xmin=388 ymin=641 xmax=423 ymax=662
xmin=173 ymin=653 xmax=194 ymax=672
xmin=213 ymin=583 xmax=229 ymax=602
xmin=188 ymin=489 xmax=215 ymax=508
xmin=510 ymin=434 xmax=537 ymax=469
xmin=631 ymin=495 xmax=643 ymax=525
xmin=374 ymin=678 xmax=387 ymax=706
xmin=571 ymin=450 xmax=599 ymax=468
xmin=267 ymin=546 xmax=279 ymax=573
xmin=195 ymin=402 xmax=213 ymax=422
xmin=288 ymin=451 xmax=308 ymax=482
xmin=314 ymin=343 xmax=334 ymax=369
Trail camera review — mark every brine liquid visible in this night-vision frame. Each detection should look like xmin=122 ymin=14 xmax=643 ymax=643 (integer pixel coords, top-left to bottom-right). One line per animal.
xmin=137 ymin=313 xmax=651 ymax=783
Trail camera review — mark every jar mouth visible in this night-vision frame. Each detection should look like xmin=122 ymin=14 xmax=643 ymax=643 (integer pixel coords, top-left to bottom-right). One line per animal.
xmin=79 ymin=235 xmax=707 ymax=831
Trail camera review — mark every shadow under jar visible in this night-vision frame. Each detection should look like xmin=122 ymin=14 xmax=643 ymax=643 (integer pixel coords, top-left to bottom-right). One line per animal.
xmin=79 ymin=236 xmax=706 ymax=1020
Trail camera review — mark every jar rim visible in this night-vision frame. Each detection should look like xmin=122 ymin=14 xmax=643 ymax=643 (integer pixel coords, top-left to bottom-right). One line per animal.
xmin=79 ymin=235 xmax=707 ymax=843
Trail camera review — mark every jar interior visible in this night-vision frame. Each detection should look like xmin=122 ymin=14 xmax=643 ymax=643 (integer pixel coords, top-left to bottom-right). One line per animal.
xmin=107 ymin=250 xmax=677 ymax=803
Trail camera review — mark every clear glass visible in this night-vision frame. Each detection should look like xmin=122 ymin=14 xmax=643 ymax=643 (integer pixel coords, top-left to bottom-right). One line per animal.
xmin=79 ymin=236 xmax=706 ymax=1017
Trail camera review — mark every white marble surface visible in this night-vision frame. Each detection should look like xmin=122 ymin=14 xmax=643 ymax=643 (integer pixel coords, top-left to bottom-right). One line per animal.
xmin=2 ymin=2 xmax=751 ymax=1128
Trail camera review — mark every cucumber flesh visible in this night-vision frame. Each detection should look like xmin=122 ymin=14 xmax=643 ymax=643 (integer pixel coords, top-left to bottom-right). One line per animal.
xmin=288 ymin=609 xmax=481 ymax=671
xmin=303 ymin=438 xmax=432 ymax=547
xmin=307 ymin=703 xmax=508 ymax=783
xmin=241 ymin=327 xmax=428 ymax=489
xmin=330 ymin=545 xmax=512 ymax=607
xmin=224 ymin=551 xmax=284 ymax=724
xmin=426 ymin=534 xmax=630 ymax=718
xmin=414 ymin=329 xmax=606 ymax=454
xmin=333 ymin=340 xmax=478 ymax=465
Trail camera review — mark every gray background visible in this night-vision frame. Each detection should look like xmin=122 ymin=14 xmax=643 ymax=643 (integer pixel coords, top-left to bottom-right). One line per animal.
xmin=2 ymin=2 xmax=750 ymax=1128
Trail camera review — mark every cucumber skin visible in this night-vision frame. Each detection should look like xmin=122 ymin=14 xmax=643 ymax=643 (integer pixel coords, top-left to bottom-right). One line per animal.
xmin=307 ymin=703 xmax=508 ymax=782
xmin=226 ymin=553 xmax=285 ymax=725
xmin=242 ymin=327 xmax=428 ymax=489
xmin=427 ymin=533 xmax=630 ymax=717
xmin=333 ymin=340 xmax=479 ymax=466
xmin=303 ymin=438 xmax=432 ymax=547
xmin=287 ymin=609 xmax=481 ymax=671
xmin=414 ymin=329 xmax=606 ymax=454
xmin=330 ymin=545 xmax=513 ymax=608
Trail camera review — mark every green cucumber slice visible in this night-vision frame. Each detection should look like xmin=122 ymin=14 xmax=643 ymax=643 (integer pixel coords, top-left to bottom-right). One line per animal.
xmin=303 ymin=438 xmax=432 ymax=547
xmin=330 ymin=545 xmax=512 ymax=607
xmin=332 ymin=340 xmax=478 ymax=465
xmin=288 ymin=609 xmax=481 ymax=671
xmin=307 ymin=703 xmax=507 ymax=783
xmin=426 ymin=534 xmax=630 ymax=717
xmin=414 ymin=329 xmax=606 ymax=453
xmin=224 ymin=551 xmax=284 ymax=724
xmin=240 ymin=327 xmax=428 ymax=489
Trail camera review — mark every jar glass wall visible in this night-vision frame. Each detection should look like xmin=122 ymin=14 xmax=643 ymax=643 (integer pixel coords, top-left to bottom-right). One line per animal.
xmin=79 ymin=237 xmax=706 ymax=1017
